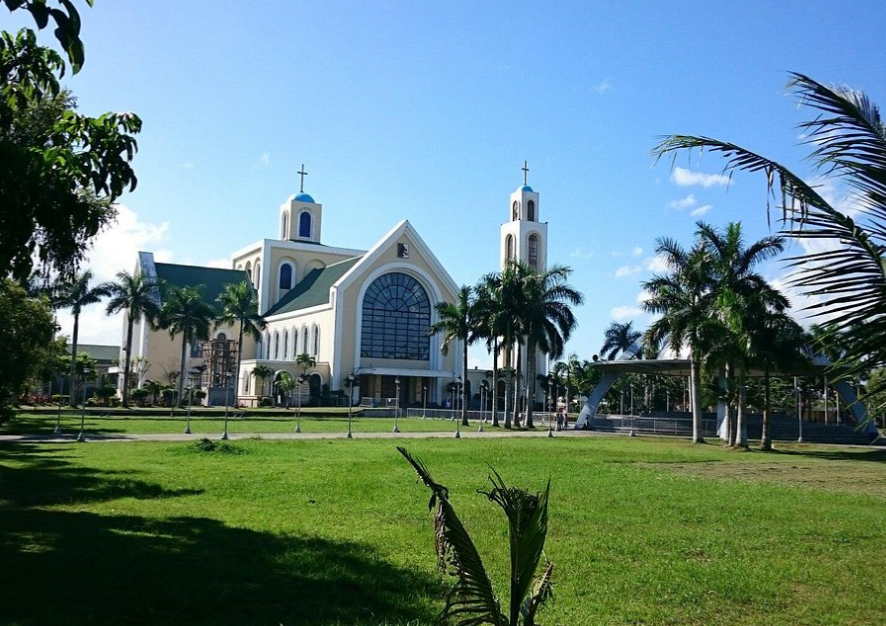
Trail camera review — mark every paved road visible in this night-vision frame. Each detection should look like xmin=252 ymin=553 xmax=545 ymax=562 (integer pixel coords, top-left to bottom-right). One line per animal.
xmin=0 ymin=428 xmax=593 ymax=444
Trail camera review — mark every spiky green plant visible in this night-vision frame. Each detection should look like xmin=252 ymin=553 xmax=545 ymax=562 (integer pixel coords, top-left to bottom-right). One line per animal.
xmin=399 ymin=447 xmax=553 ymax=626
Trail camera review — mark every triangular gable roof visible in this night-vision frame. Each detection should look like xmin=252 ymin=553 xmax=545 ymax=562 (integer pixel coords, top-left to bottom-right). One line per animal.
xmin=154 ymin=262 xmax=250 ymax=312
xmin=333 ymin=220 xmax=460 ymax=297
xmin=264 ymin=256 xmax=362 ymax=316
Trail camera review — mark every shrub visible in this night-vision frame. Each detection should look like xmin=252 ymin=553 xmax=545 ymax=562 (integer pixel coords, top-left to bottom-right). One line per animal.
xmin=259 ymin=396 xmax=273 ymax=407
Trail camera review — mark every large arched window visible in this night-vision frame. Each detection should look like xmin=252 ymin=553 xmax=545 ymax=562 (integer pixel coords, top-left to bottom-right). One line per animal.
xmin=273 ymin=330 xmax=280 ymax=360
xmin=245 ymin=261 xmax=252 ymax=280
xmin=506 ymin=235 xmax=515 ymax=262
xmin=255 ymin=262 xmax=262 ymax=288
xmin=299 ymin=211 xmax=312 ymax=238
xmin=291 ymin=326 xmax=298 ymax=360
xmin=281 ymin=212 xmax=289 ymax=239
xmin=301 ymin=324 xmax=309 ymax=354
xmin=361 ymin=272 xmax=431 ymax=360
xmin=283 ymin=329 xmax=289 ymax=360
xmin=312 ymin=324 xmax=320 ymax=357
xmin=279 ymin=263 xmax=293 ymax=290
xmin=527 ymin=200 xmax=535 ymax=221
xmin=528 ymin=234 xmax=539 ymax=270
xmin=263 ymin=331 xmax=270 ymax=360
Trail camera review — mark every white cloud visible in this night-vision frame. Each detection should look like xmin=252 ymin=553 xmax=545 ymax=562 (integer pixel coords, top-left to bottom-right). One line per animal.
xmin=181 ymin=162 xmax=195 ymax=169
xmin=644 ymin=254 xmax=670 ymax=274
xmin=595 ymin=79 xmax=612 ymax=94
xmin=632 ymin=246 xmax=643 ymax=256
xmin=671 ymin=167 xmax=730 ymax=188
xmin=258 ymin=152 xmax=271 ymax=166
xmin=611 ymin=305 xmax=642 ymax=320
xmin=205 ymin=257 xmax=232 ymax=269
xmin=636 ymin=289 xmax=653 ymax=305
xmin=55 ymin=204 xmax=171 ymax=347
xmin=614 ymin=265 xmax=642 ymax=278
xmin=569 ymin=247 xmax=594 ymax=259
xmin=667 ymin=194 xmax=697 ymax=210
xmin=689 ymin=204 xmax=713 ymax=217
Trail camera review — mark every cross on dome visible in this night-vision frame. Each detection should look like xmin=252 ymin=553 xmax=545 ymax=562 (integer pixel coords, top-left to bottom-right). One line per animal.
xmin=297 ymin=164 xmax=308 ymax=193
xmin=522 ymin=160 xmax=529 ymax=185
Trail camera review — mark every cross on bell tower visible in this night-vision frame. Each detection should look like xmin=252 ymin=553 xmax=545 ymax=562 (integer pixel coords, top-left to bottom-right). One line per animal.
xmin=297 ymin=164 xmax=308 ymax=193
xmin=522 ymin=160 xmax=529 ymax=186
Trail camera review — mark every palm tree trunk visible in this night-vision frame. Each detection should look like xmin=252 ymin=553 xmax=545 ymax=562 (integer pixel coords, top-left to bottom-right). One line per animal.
xmin=69 ymin=312 xmax=80 ymax=407
xmin=461 ymin=338 xmax=469 ymax=426
xmin=513 ymin=342 xmax=522 ymax=428
xmin=722 ymin=364 xmax=733 ymax=446
xmin=690 ymin=354 xmax=704 ymax=443
xmin=761 ymin=365 xmax=772 ymax=451
xmin=525 ymin=342 xmax=536 ymax=428
xmin=122 ymin=314 xmax=135 ymax=407
xmin=735 ymin=370 xmax=747 ymax=448
xmin=491 ymin=338 xmax=500 ymax=427
xmin=235 ymin=321 xmax=245 ymax=408
xmin=178 ymin=331 xmax=188 ymax=409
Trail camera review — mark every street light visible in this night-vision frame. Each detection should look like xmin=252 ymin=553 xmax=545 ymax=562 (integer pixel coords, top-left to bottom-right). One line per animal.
xmin=393 ymin=376 xmax=401 ymax=433
xmin=222 ymin=370 xmax=233 ymax=440
xmin=795 ymin=378 xmax=804 ymax=443
xmin=76 ymin=377 xmax=87 ymax=443
xmin=547 ymin=375 xmax=554 ymax=438
xmin=185 ymin=384 xmax=193 ymax=434
xmin=422 ymin=385 xmax=427 ymax=418
xmin=454 ymin=376 xmax=462 ymax=438
xmin=295 ymin=374 xmax=306 ymax=433
xmin=346 ymin=373 xmax=356 ymax=439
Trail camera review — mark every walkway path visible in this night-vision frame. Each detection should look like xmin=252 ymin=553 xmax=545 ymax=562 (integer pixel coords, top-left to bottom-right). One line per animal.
xmin=0 ymin=428 xmax=593 ymax=444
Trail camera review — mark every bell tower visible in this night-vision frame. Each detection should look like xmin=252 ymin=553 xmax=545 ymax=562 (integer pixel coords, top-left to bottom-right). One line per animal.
xmin=500 ymin=161 xmax=548 ymax=271
xmin=279 ymin=163 xmax=323 ymax=243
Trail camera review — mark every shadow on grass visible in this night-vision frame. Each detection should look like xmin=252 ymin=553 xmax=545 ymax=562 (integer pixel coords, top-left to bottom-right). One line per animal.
xmin=0 ymin=444 xmax=439 ymax=626
xmin=774 ymin=447 xmax=886 ymax=464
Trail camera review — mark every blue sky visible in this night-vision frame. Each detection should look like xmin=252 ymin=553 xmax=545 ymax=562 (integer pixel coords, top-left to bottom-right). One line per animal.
xmin=14 ymin=1 xmax=885 ymax=366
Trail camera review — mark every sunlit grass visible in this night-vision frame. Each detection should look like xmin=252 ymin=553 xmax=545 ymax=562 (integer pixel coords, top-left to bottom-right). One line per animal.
xmin=1 ymin=436 xmax=883 ymax=625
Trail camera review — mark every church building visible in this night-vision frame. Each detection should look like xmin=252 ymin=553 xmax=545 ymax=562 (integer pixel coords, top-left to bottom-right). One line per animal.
xmin=125 ymin=164 xmax=549 ymax=409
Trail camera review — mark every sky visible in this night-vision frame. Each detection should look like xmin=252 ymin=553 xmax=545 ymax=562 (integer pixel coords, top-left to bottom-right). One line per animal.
xmin=11 ymin=1 xmax=885 ymax=368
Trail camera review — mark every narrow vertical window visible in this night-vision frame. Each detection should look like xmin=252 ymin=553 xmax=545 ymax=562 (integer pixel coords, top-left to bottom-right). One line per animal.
xmin=279 ymin=263 xmax=292 ymax=290
xmin=528 ymin=234 xmax=539 ymax=270
xmin=527 ymin=200 xmax=535 ymax=221
xmin=506 ymin=235 xmax=515 ymax=261
xmin=299 ymin=211 xmax=312 ymax=238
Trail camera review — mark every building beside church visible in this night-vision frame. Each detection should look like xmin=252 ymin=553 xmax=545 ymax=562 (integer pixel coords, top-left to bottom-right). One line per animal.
xmin=124 ymin=164 xmax=550 ymax=409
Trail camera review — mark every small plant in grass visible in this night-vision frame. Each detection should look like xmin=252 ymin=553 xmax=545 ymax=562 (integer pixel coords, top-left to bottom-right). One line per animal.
xmin=399 ymin=446 xmax=553 ymax=626
xmin=192 ymin=438 xmax=244 ymax=454
xmin=130 ymin=388 xmax=149 ymax=407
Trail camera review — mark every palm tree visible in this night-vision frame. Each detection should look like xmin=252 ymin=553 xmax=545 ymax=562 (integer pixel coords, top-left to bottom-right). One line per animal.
xmin=643 ymin=240 xmax=715 ymax=443
xmin=217 ymin=281 xmax=266 ymax=403
xmin=521 ymin=265 xmax=584 ymax=428
xmin=601 ymin=321 xmax=641 ymax=360
xmin=295 ymin=352 xmax=316 ymax=406
xmin=697 ymin=221 xmax=787 ymax=446
xmin=103 ymin=270 xmax=162 ymax=407
xmin=429 ymin=285 xmax=474 ymax=426
xmin=158 ymin=285 xmax=217 ymax=408
xmin=276 ymin=371 xmax=297 ymax=408
xmin=473 ymin=272 xmax=505 ymax=427
xmin=499 ymin=262 xmax=532 ymax=427
xmin=399 ymin=447 xmax=553 ymax=626
xmin=252 ymin=364 xmax=274 ymax=399
xmin=55 ymin=270 xmax=109 ymax=406
xmin=652 ymin=72 xmax=886 ymax=407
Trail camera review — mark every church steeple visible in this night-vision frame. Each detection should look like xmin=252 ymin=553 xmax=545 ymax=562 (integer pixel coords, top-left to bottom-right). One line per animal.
xmin=501 ymin=161 xmax=547 ymax=270
xmin=279 ymin=163 xmax=323 ymax=243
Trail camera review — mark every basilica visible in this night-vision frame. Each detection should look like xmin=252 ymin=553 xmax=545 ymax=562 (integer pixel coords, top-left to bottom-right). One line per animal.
xmin=125 ymin=165 xmax=550 ymax=407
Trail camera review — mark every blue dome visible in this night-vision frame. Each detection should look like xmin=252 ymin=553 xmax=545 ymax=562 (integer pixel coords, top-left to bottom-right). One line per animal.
xmin=294 ymin=192 xmax=315 ymax=203
xmin=520 ymin=184 xmax=533 ymax=193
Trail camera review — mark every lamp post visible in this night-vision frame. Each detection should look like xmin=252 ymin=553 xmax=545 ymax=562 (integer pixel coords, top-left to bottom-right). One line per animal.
xmin=295 ymin=374 xmax=306 ymax=433
xmin=185 ymin=384 xmax=193 ymax=434
xmin=222 ymin=370 xmax=232 ymax=440
xmin=393 ymin=376 xmax=401 ymax=433
xmin=346 ymin=373 xmax=356 ymax=439
xmin=796 ymin=378 xmax=804 ymax=443
xmin=629 ymin=383 xmax=636 ymax=437
xmin=479 ymin=380 xmax=488 ymax=432
xmin=422 ymin=385 xmax=427 ymax=418
xmin=76 ymin=378 xmax=87 ymax=443
xmin=54 ymin=374 xmax=64 ymax=435
xmin=547 ymin=375 xmax=554 ymax=438
xmin=454 ymin=376 xmax=462 ymax=438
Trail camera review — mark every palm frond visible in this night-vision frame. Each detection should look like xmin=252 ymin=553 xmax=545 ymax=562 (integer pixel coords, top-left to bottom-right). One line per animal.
xmin=398 ymin=447 xmax=504 ymax=626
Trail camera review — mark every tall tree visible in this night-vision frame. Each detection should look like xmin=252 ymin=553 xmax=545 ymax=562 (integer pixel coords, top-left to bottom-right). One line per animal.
xmin=158 ymin=286 xmax=216 ymax=408
xmin=429 ymin=285 xmax=474 ymax=426
xmin=499 ymin=262 xmax=532 ymax=428
xmin=601 ymin=321 xmax=642 ymax=360
xmin=521 ymin=265 xmax=584 ymax=428
xmin=652 ymin=73 xmax=886 ymax=412
xmin=643 ymin=240 xmax=714 ymax=443
xmin=103 ymin=270 xmax=162 ymax=407
xmin=55 ymin=269 xmax=108 ymax=406
xmin=217 ymin=281 xmax=266 ymax=403
xmin=472 ymin=272 xmax=505 ymax=427
xmin=251 ymin=364 xmax=275 ymax=399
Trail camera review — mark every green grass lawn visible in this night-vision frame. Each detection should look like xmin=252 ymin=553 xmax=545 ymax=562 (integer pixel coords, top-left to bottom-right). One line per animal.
xmin=1 ymin=436 xmax=884 ymax=625
xmin=2 ymin=412 xmax=469 ymax=436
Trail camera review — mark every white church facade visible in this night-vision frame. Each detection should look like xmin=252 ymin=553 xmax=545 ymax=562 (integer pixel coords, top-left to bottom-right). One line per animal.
xmin=125 ymin=164 xmax=550 ymax=409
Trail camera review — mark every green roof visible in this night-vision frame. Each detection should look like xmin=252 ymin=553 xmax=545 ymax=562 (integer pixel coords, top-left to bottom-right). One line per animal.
xmin=154 ymin=263 xmax=250 ymax=312
xmin=68 ymin=344 xmax=119 ymax=363
xmin=265 ymin=257 xmax=361 ymax=316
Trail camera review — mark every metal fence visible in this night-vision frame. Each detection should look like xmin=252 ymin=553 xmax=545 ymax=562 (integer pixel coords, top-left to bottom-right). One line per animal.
xmin=589 ymin=414 xmax=718 ymax=436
